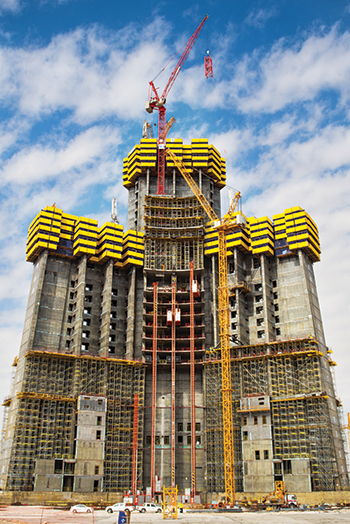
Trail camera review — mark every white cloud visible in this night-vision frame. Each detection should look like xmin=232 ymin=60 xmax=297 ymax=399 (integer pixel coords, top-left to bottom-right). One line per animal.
xmin=245 ymin=7 xmax=278 ymax=29
xmin=0 ymin=23 xmax=168 ymax=124
xmin=1 ymin=125 xmax=120 ymax=184
xmin=0 ymin=258 xmax=31 ymax=302
xmin=0 ymin=0 xmax=21 ymax=14
xmin=233 ymin=27 xmax=350 ymax=113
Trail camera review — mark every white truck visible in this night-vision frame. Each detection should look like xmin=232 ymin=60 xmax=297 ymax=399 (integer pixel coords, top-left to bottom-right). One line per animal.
xmin=136 ymin=502 xmax=162 ymax=513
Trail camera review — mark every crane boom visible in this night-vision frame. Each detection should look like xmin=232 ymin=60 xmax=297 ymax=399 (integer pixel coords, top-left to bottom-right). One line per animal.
xmin=164 ymin=117 xmax=176 ymax=140
xmin=166 ymin=148 xmax=242 ymax=504
xmin=146 ymin=16 xmax=209 ymax=195
xmin=160 ymin=15 xmax=209 ymax=100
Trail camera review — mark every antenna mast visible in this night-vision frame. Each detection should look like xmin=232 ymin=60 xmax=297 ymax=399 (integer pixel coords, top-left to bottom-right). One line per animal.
xmin=111 ymin=198 xmax=119 ymax=224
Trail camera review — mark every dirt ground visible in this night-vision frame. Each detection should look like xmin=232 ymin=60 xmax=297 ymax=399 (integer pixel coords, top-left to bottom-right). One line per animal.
xmin=1 ymin=506 xmax=350 ymax=524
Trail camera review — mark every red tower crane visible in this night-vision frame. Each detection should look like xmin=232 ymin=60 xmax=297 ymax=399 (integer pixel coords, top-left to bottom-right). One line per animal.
xmin=145 ymin=15 xmax=209 ymax=195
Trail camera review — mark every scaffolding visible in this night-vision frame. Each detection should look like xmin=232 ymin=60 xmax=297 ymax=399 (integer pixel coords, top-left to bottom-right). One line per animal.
xmin=203 ymin=338 xmax=337 ymax=493
xmin=6 ymin=351 xmax=145 ymax=492
xmin=144 ymin=196 xmax=204 ymax=271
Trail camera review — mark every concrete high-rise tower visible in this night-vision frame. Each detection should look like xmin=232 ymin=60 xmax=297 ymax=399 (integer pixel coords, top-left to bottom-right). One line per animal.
xmin=0 ymin=137 xmax=348 ymax=498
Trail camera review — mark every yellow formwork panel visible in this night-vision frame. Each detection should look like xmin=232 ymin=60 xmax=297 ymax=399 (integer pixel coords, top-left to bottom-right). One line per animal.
xmin=274 ymin=224 xmax=286 ymax=232
xmin=97 ymin=243 xmax=123 ymax=253
xmin=73 ymin=247 xmax=96 ymax=256
xmin=60 ymin=233 xmax=73 ymax=241
xmin=275 ymin=233 xmax=287 ymax=240
xmin=62 ymin=212 xmax=78 ymax=221
xmin=98 ymin=222 xmax=124 ymax=234
xmin=124 ymin=229 xmax=145 ymax=240
xmin=253 ymin=245 xmax=274 ymax=256
xmin=122 ymin=256 xmax=144 ymax=267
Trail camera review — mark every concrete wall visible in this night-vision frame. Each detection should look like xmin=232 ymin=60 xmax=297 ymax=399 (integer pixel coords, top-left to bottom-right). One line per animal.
xmin=284 ymin=459 xmax=311 ymax=492
xmin=1 ymin=489 xmax=350 ymax=507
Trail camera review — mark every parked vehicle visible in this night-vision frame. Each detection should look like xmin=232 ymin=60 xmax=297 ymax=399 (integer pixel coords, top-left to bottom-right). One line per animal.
xmin=136 ymin=502 xmax=162 ymax=513
xmin=70 ymin=504 xmax=93 ymax=513
xmin=106 ymin=502 xmax=135 ymax=514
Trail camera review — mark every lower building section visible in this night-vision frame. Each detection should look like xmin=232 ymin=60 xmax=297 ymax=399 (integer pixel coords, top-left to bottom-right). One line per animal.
xmin=1 ymin=352 xmax=145 ymax=492
xmin=1 ymin=333 xmax=348 ymax=494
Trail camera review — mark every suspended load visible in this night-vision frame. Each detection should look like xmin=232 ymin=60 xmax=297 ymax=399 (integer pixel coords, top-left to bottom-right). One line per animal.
xmin=204 ymin=51 xmax=213 ymax=78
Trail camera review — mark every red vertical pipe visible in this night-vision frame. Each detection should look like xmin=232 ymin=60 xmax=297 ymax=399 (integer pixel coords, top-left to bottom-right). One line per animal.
xmin=190 ymin=261 xmax=196 ymax=502
xmin=151 ymin=282 xmax=158 ymax=500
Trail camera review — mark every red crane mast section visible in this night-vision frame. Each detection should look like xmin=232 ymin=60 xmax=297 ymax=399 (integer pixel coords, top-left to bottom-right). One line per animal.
xmin=204 ymin=52 xmax=213 ymax=78
xmin=190 ymin=261 xmax=196 ymax=502
xmin=131 ymin=393 xmax=139 ymax=502
xmin=171 ymin=277 xmax=176 ymax=487
xmin=150 ymin=282 xmax=158 ymax=499
xmin=145 ymin=15 xmax=209 ymax=195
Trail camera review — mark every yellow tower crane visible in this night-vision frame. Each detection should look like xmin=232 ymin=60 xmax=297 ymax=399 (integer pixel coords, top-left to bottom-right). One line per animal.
xmin=166 ymin=148 xmax=246 ymax=504
xmin=342 ymin=412 xmax=350 ymax=452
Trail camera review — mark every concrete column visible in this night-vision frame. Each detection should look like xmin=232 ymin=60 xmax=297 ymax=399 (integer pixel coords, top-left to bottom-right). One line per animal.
xmin=211 ymin=255 xmax=218 ymax=347
xmin=146 ymin=168 xmax=150 ymax=196
xmin=19 ymin=249 xmax=48 ymax=358
xmin=125 ymin=266 xmax=136 ymax=359
xmin=260 ymin=254 xmax=271 ymax=343
xmin=0 ymin=248 xmax=49 ymax=486
xmin=199 ymin=169 xmax=202 ymax=192
xmin=298 ymin=250 xmax=347 ymax=484
xmin=72 ymin=255 xmax=87 ymax=355
xmin=99 ymin=259 xmax=114 ymax=358
xmin=298 ymin=249 xmax=326 ymax=344
xmin=233 ymin=248 xmax=242 ymax=344
xmin=173 ymin=169 xmax=176 ymax=197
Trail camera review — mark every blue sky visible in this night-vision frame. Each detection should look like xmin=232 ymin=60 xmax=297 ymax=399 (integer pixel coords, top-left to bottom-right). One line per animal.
xmin=1 ymin=0 xmax=350 ymax=451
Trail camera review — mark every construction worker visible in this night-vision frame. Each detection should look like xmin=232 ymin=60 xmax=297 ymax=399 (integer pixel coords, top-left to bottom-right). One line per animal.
xmin=179 ymin=501 xmax=183 ymax=513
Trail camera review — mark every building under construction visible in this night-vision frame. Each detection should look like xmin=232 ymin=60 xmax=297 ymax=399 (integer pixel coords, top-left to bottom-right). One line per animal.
xmin=0 ymin=137 xmax=348 ymax=499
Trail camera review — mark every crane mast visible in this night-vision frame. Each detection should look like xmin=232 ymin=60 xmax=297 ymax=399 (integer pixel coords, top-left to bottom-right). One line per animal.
xmin=165 ymin=148 xmax=246 ymax=504
xmin=145 ymin=16 xmax=209 ymax=195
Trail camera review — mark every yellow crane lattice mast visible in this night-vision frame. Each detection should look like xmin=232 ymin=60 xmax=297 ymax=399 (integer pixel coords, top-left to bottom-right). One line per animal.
xmin=166 ymin=148 xmax=245 ymax=504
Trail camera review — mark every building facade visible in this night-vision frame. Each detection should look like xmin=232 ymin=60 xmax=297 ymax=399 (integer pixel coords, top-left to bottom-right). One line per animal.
xmin=0 ymin=137 xmax=348 ymax=497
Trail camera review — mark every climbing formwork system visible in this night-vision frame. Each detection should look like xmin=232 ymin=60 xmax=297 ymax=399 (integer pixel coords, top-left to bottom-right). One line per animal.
xmin=143 ymin=196 xmax=204 ymax=271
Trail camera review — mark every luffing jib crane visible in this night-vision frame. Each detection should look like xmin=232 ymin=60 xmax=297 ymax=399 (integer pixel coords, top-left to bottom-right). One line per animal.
xmin=145 ymin=15 xmax=209 ymax=195
xmin=166 ymin=148 xmax=246 ymax=504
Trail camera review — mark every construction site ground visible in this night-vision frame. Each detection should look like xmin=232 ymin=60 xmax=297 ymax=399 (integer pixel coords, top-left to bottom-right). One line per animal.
xmin=1 ymin=506 xmax=350 ymax=524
